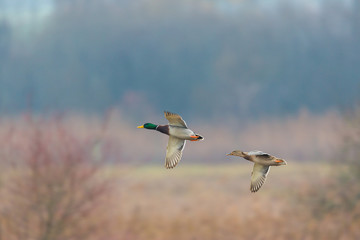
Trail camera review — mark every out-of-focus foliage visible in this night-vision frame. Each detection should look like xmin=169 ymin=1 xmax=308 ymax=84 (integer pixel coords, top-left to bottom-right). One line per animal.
xmin=340 ymin=107 xmax=360 ymax=176
xmin=0 ymin=117 xmax=115 ymax=240
xmin=0 ymin=0 xmax=359 ymax=118
xmin=297 ymin=106 xmax=360 ymax=220
xmin=0 ymin=111 xmax=358 ymax=239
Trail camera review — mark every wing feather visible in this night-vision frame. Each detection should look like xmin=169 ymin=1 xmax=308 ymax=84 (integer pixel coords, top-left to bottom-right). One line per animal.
xmin=250 ymin=164 xmax=270 ymax=192
xmin=165 ymin=136 xmax=186 ymax=169
xmin=164 ymin=111 xmax=187 ymax=127
xmin=247 ymin=150 xmax=269 ymax=156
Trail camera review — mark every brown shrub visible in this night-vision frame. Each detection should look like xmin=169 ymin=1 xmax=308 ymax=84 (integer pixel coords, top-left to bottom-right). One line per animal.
xmin=0 ymin=117 xmax=115 ymax=240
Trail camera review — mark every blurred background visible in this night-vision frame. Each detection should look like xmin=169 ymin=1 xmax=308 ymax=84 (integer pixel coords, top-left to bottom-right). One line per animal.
xmin=0 ymin=0 xmax=359 ymax=239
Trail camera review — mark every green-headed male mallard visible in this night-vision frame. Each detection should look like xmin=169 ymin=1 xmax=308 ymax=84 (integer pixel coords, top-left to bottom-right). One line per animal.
xmin=137 ymin=111 xmax=204 ymax=169
xmin=227 ymin=150 xmax=287 ymax=192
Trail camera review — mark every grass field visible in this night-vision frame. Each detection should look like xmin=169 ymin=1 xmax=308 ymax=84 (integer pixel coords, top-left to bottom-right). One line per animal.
xmin=107 ymin=162 xmax=359 ymax=240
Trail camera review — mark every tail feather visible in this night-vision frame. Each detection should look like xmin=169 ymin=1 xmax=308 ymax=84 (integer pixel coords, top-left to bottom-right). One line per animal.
xmin=195 ymin=134 xmax=204 ymax=140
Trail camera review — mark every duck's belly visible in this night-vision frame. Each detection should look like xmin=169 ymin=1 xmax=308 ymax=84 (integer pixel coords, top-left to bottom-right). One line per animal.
xmin=169 ymin=126 xmax=195 ymax=140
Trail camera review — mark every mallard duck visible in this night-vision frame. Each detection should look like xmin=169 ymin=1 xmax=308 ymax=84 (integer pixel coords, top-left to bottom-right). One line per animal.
xmin=137 ymin=111 xmax=204 ymax=169
xmin=227 ymin=150 xmax=287 ymax=192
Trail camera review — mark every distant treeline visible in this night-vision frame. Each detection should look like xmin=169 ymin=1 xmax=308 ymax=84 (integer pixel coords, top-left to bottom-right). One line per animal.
xmin=0 ymin=0 xmax=359 ymax=119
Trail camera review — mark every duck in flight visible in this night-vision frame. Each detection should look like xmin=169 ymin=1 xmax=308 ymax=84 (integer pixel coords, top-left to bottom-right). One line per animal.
xmin=227 ymin=150 xmax=287 ymax=192
xmin=137 ymin=111 xmax=204 ymax=169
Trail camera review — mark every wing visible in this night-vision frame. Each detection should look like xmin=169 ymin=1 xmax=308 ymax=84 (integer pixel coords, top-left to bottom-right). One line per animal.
xmin=247 ymin=150 xmax=269 ymax=156
xmin=250 ymin=163 xmax=270 ymax=192
xmin=164 ymin=111 xmax=187 ymax=128
xmin=165 ymin=136 xmax=186 ymax=169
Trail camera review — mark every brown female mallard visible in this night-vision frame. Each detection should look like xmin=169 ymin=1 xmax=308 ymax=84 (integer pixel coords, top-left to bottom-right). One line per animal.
xmin=227 ymin=150 xmax=287 ymax=192
xmin=137 ymin=111 xmax=204 ymax=169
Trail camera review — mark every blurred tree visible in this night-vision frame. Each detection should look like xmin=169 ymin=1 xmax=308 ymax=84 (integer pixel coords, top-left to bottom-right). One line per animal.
xmin=298 ymin=106 xmax=360 ymax=218
xmin=0 ymin=0 xmax=359 ymax=118
xmin=0 ymin=118 xmax=114 ymax=240
xmin=0 ymin=21 xmax=11 ymax=64
xmin=0 ymin=21 xmax=11 ymax=113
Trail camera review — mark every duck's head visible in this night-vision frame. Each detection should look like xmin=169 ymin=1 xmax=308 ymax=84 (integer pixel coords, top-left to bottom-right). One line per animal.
xmin=226 ymin=150 xmax=246 ymax=157
xmin=273 ymin=158 xmax=287 ymax=166
xmin=137 ymin=123 xmax=158 ymax=130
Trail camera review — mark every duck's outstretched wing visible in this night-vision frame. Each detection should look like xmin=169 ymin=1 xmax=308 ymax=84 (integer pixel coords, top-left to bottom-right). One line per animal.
xmin=164 ymin=111 xmax=187 ymax=128
xmin=165 ymin=136 xmax=186 ymax=169
xmin=250 ymin=163 xmax=270 ymax=192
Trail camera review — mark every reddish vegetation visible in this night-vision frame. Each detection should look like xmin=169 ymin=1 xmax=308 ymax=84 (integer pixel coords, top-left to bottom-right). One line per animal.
xmin=0 ymin=116 xmax=115 ymax=240
xmin=0 ymin=110 xmax=358 ymax=239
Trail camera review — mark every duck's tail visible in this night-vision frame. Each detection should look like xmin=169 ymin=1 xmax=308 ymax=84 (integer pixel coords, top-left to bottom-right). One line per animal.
xmin=195 ymin=134 xmax=204 ymax=140
xmin=190 ymin=134 xmax=204 ymax=141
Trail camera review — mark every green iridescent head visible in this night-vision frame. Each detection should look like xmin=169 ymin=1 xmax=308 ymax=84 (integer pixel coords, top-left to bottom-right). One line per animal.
xmin=137 ymin=123 xmax=158 ymax=130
